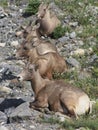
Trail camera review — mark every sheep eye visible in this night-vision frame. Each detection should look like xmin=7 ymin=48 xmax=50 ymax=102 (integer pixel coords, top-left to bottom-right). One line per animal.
xmin=43 ymin=8 xmax=46 ymax=12
xmin=23 ymin=47 xmax=28 ymax=50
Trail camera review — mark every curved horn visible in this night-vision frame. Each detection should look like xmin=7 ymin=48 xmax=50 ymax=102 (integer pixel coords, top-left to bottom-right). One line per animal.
xmin=20 ymin=25 xmax=26 ymax=30
xmin=35 ymin=23 xmax=40 ymax=29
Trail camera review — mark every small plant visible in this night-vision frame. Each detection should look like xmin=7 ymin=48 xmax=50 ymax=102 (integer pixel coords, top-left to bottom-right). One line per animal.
xmin=53 ymin=69 xmax=98 ymax=99
xmin=41 ymin=116 xmax=60 ymax=124
xmin=0 ymin=0 xmax=8 ymax=8
xmin=24 ymin=0 xmax=40 ymax=16
xmin=41 ymin=115 xmax=98 ymax=130
xmin=15 ymin=0 xmax=22 ymax=6
xmin=92 ymin=67 xmax=98 ymax=78
xmin=93 ymin=44 xmax=98 ymax=56
xmin=52 ymin=25 xmax=70 ymax=39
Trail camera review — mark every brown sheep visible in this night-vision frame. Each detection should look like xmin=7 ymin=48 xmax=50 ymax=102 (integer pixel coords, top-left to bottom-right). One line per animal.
xmin=15 ymin=22 xmax=58 ymax=58
xmin=15 ymin=24 xmax=67 ymax=79
xmin=17 ymin=64 xmax=93 ymax=119
xmin=36 ymin=3 xmax=61 ymax=37
xmin=16 ymin=44 xmax=67 ymax=79
xmin=15 ymin=46 xmax=67 ymax=79
xmin=15 ymin=21 xmax=41 ymax=43
xmin=28 ymin=50 xmax=67 ymax=79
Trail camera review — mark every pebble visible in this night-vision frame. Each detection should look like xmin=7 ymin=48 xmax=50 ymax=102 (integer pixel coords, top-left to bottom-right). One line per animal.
xmin=0 ymin=86 xmax=12 ymax=94
xmin=0 ymin=125 xmax=9 ymax=130
xmin=69 ymin=22 xmax=78 ymax=27
xmin=0 ymin=43 xmax=6 ymax=47
xmin=66 ymin=57 xmax=81 ymax=68
xmin=71 ymin=48 xmax=85 ymax=56
xmin=10 ymin=41 xmax=19 ymax=47
xmin=70 ymin=32 xmax=76 ymax=39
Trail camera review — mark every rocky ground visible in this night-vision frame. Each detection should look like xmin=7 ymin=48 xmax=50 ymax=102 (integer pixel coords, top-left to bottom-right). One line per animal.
xmin=0 ymin=0 xmax=98 ymax=130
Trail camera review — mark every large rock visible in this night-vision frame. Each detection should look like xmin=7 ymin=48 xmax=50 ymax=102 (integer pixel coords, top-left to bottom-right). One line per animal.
xmin=66 ymin=57 xmax=81 ymax=69
xmin=0 ymin=7 xmax=8 ymax=19
xmin=9 ymin=102 xmax=32 ymax=122
xmin=0 ymin=125 xmax=9 ymax=130
xmin=0 ymin=86 xmax=12 ymax=94
xmin=0 ymin=111 xmax=7 ymax=124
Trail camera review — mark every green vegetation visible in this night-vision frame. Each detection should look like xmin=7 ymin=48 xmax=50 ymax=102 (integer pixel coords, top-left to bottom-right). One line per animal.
xmin=73 ymin=77 xmax=98 ymax=98
xmin=52 ymin=25 xmax=71 ymax=39
xmin=0 ymin=0 xmax=8 ymax=8
xmin=53 ymin=70 xmax=98 ymax=99
xmin=41 ymin=100 xmax=98 ymax=130
xmin=92 ymin=65 xmax=98 ymax=78
xmin=54 ymin=0 xmax=98 ymax=39
xmin=91 ymin=44 xmax=98 ymax=78
xmin=24 ymin=0 xmax=40 ymax=16
xmin=15 ymin=0 xmax=22 ymax=6
xmin=44 ymin=1 xmax=98 ymax=129
xmin=33 ymin=0 xmax=98 ymax=129
xmin=93 ymin=44 xmax=98 ymax=56
xmin=1 ymin=0 xmax=96 ymax=129
xmin=77 ymin=26 xmax=98 ymax=39
xmin=41 ymin=107 xmax=98 ymax=130
xmin=92 ymin=68 xmax=98 ymax=77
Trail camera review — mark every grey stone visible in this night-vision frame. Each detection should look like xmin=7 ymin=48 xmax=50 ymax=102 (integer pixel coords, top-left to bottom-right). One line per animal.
xmin=58 ymin=36 xmax=69 ymax=44
xmin=0 ymin=98 xmax=5 ymax=107
xmin=78 ymin=40 xmax=84 ymax=46
xmin=0 ymin=1 xmax=97 ymax=130
xmin=90 ymin=54 xmax=98 ymax=63
xmin=69 ymin=22 xmax=78 ymax=27
xmin=78 ymin=71 xmax=91 ymax=80
xmin=0 ymin=86 xmax=12 ymax=94
xmin=70 ymin=32 xmax=76 ymax=39
xmin=66 ymin=57 xmax=81 ymax=68
xmin=0 ymin=43 xmax=6 ymax=47
xmin=9 ymin=102 xmax=32 ymax=122
xmin=0 ymin=125 xmax=9 ymax=130
xmin=10 ymin=41 xmax=19 ymax=47
xmin=0 ymin=7 xmax=8 ymax=19
xmin=49 ymin=2 xmax=64 ymax=16
xmin=64 ymin=15 xmax=71 ymax=23
xmin=0 ymin=63 xmax=22 ymax=74
xmin=0 ymin=111 xmax=7 ymax=124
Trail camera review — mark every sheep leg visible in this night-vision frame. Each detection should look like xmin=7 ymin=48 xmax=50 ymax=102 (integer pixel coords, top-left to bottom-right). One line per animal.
xmin=60 ymin=96 xmax=78 ymax=119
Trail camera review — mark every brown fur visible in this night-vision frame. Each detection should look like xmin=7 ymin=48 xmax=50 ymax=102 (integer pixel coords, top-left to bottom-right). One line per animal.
xmin=16 ymin=45 xmax=67 ymax=79
xmin=27 ymin=48 xmax=67 ymax=79
xmin=15 ymin=22 xmax=58 ymax=58
xmin=36 ymin=3 xmax=61 ymax=36
xmin=15 ymin=24 xmax=67 ymax=79
xmin=18 ymin=65 xmax=91 ymax=118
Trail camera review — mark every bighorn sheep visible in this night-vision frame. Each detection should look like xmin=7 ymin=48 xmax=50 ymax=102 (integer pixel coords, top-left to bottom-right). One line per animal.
xmin=15 ymin=23 xmax=67 ymax=79
xmin=28 ymin=50 xmax=67 ymax=79
xmin=36 ymin=3 xmax=61 ymax=37
xmin=16 ymin=46 xmax=67 ymax=79
xmin=15 ymin=22 xmax=58 ymax=58
xmin=17 ymin=64 xmax=93 ymax=119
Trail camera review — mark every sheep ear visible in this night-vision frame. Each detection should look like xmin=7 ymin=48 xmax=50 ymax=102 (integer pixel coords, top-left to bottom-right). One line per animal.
xmin=33 ymin=23 xmax=40 ymax=30
xmin=38 ymin=2 xmax=44 ymax=10
xmin=46 ymin=3 xmax=50 ymax=10
xmin=28 ymin=20 xmax=32 ymax=26
xmin=28 ymin=64 xmax=34 ymax=71
xmin=20 ymin=25 xmax=26 ymax=30
xmin=34 ymin=64 xmax=39 ymax=71
xmin=25 ymin=22 xmax=32 ymax=33
xmin=28 ymin=64 xmax=39 ymax=72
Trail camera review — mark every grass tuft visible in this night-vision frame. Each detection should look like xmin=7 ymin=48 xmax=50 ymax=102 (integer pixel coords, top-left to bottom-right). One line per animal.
xmin=0 ymin=0 xmax=8 ymax=8
xmin=23 ymin=0 xmax=40 ymax=16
